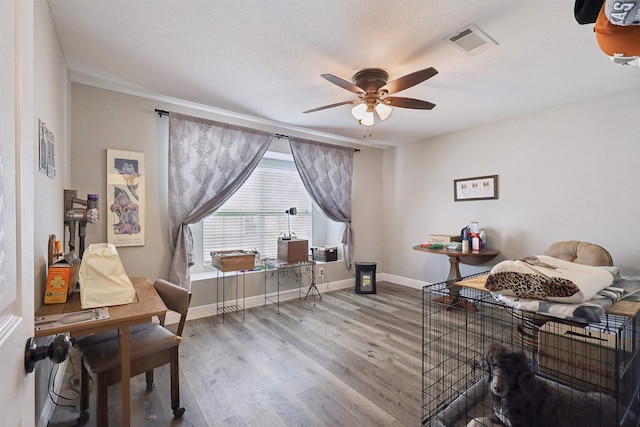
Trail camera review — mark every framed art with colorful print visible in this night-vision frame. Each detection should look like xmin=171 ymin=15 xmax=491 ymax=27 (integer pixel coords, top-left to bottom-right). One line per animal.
xmin=106 ymin=149 xmax=146 ymax=246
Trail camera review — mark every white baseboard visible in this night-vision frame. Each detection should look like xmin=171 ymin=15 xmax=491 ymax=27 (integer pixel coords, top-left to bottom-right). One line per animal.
xmin=377 ymin=272 xmax=431 ymax=290
xmin=166 ymin=275 xmax=429 ymax=325
xmin=38 ymin=358 xmax=69 ymax=427
xmin=166 ymin=277 xmax=354 ymax=324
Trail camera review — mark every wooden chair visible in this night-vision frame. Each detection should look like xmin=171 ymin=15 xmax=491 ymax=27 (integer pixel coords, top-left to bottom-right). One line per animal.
xmin=74 ymin=279 xmax=191 ymax=426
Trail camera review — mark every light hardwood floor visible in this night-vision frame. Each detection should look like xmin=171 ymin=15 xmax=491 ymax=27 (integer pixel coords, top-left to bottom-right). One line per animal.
xmin=49 ymin=281 xmax=422 ymax=427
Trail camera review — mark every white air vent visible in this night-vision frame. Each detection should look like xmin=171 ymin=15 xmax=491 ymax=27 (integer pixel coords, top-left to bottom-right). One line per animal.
xmin=446 ymin=24 xmax=498 ymax=56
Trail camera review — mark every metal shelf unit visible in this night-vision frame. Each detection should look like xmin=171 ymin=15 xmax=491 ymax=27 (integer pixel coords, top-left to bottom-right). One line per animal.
xmin=216 ymin=269 xmax=246 ymax=322
xmin=263 ymin=259 xmax=318 ymax=313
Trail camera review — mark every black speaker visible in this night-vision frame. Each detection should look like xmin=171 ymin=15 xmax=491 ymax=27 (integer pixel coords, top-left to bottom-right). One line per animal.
xmin=355 ymin=262 xmax=376 ymax=294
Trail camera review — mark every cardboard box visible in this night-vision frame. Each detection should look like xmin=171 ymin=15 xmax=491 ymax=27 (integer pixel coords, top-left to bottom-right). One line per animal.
xmin=211 ymin=250 xmax=255 ymax=272
xmin=44 ymin=265 xmax=72 ymax=304
xmin=539 ymin=322 xmax=617 ymax=394
xmin=428 ymin=234 xmax=462 ymax=244
xmin=277 ymin=238 xmax=309 ymax=263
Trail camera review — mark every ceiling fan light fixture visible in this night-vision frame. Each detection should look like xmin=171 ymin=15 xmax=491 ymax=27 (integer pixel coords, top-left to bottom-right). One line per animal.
xmin=359 ymin=110 xmax=375 ymax=126
xmin=307 ymin=66 xmax=438 ymax=127
xmin=375 ymin=102 xmax=392 ymax=120
xmin=351 ymin=103 xmax=368 ymax=120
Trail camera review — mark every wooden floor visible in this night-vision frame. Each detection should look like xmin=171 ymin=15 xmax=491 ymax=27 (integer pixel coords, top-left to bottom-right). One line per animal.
xmin=49 ymin=281 xmax=423 ymax=427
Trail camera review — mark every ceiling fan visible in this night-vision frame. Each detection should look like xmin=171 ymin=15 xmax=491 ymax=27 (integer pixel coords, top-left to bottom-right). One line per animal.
xmin=303 ymin=67 xmax=438 ymax=126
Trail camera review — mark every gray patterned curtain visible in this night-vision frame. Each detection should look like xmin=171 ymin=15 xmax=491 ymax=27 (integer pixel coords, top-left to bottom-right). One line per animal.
xmin=168 ymin=113 xmax=272 ymax=289
xmin=289 ymin=137 xmax=355 ymax=268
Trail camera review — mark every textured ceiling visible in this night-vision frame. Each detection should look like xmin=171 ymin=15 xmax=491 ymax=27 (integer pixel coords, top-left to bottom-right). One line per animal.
xmin=48 ymin=0 xmax=640 ymax=148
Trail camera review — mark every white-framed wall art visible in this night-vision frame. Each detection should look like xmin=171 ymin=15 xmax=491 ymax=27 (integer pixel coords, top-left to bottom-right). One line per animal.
xmin=39 ymin=119 xmax=55 ymax=178
xmin=106 ymin=149 xmax=146 ymax=246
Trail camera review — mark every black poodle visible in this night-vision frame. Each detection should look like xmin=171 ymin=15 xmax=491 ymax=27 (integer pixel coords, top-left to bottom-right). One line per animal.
xmin=470 ymin=342 xmax=617 ymax=427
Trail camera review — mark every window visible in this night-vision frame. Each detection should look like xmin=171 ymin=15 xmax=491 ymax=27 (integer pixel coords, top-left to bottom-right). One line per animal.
xmin=200 ymin=152 xmax=313 ymax=265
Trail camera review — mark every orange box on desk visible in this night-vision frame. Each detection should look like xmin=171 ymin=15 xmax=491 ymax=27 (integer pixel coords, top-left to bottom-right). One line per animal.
xmin=44 ymin=265 xmax=72 ymax=304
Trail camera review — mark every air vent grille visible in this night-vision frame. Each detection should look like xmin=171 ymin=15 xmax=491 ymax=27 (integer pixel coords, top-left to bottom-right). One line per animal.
xmin=446 ymin=24 xmax=498 ymax=56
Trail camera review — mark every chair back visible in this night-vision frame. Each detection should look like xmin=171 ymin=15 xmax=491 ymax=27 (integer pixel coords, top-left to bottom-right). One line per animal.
xmin=544 ymin=240 xmax=613 ymax=267
xmin=153 ymin=279 xmax=191 ymax=337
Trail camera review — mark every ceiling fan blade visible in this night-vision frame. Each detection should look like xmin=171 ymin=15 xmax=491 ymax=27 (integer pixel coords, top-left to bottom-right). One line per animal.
xmin=303 ymin=100 xmax=359 ymax=114
xmin=321 ymin=74 xmax=365 ymax=95
xmin=385 ymin=97 xmax=436 ymax=110
xmin=379 ymin=67 xmax=438 ymax=95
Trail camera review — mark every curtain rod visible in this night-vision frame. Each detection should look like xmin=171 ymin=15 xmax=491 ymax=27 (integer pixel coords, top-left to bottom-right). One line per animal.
xmin=156 ymin=109 xmax=359 ymax=152
xmin=276 ymin=134 xmax=360 ymax=152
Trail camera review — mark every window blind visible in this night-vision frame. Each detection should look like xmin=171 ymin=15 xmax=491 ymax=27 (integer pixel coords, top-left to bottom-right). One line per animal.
xmin=202 ymin=157 xmax=312 ymax=261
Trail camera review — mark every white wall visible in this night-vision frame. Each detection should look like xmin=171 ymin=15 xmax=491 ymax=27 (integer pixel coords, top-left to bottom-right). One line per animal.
xmin=34 ymin=0 xmax=70 ymax=306
xmin=70 ymin=85 xmax=173 ymax=281
xmin=384 ymin=87 xmax=640 ymax=284
xmin=69 ymin=83 xmax=385 ymax=307
xmin=33 ymin=0 xmax=71 ymax=422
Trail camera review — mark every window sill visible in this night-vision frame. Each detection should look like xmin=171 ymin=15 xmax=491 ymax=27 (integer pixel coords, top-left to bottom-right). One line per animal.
xmin=191 ymin=259 xmax=342 ymax=282
xmin=191 ymin=268 xmax=262 ymax=281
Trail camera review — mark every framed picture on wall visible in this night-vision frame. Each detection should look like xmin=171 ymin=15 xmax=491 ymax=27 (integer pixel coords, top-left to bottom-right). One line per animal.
xmin=106 ymin=149 xmax=146 ymax=246
xmin=454 ymin=174 xmax=498 ymax=201
xmin=39 ymin=119 xmax=56 ymax=178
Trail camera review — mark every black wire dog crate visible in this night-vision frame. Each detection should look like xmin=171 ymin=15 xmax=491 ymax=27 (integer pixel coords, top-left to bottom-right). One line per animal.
xmin=421 ymin=274 xmax=640 ymax=427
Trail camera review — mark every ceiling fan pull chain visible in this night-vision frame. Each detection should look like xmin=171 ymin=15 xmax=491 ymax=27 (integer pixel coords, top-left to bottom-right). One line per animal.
xmin=361 ymin=126 xmax=372 ymax=139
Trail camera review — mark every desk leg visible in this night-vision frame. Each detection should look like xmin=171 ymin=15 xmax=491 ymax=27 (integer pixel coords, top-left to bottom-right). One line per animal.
xmin=120 ymin=327 xmax=131 ymax=427
xmin=446 ymin=256 xmax=461 ymax=282
xmin=78 ymin=362 xmax=90 ymax=424
xmin=434 ymin=256 xmax=477 ymax=312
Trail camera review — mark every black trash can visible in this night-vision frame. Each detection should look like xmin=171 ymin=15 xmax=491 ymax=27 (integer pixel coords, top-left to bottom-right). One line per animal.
xmin=355 ymin=262 xmax=376 ymax=294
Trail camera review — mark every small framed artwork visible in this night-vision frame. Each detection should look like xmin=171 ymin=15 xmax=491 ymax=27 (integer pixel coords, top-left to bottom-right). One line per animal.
xmin=106 ymin=149 xmax=146 ymax=246
xmin=38 ymin=119 xmax=56 ymax=178
xmin=454 ymin=174 xmax=498 ymax=201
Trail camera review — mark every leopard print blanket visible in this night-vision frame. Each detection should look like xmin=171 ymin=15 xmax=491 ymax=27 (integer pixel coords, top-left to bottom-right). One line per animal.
xmin=485 ymin=255 xmax=614 ymax=304
xmin=486 ymin=271 xmax=579 ymax=300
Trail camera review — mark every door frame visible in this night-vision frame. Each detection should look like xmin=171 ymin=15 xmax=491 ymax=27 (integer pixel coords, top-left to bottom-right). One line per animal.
xmin=0 ymin=0 xmax=36 ymax=425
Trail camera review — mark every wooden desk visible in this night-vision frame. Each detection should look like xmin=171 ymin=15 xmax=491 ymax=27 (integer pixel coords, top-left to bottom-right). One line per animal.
xmin=413 ymin=245 xmax=500 ymax=311
xmin=35 ymin=277 xmax=166 ymax=427
xmin=413 ymin=245 xmax=500 ymax=281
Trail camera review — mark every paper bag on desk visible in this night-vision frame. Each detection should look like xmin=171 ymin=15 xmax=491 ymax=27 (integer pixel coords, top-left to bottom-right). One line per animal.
xmin=78 ymin=243 xmax=136 ymax=309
